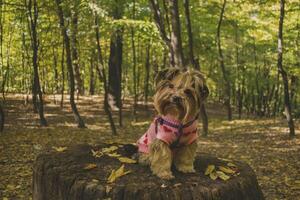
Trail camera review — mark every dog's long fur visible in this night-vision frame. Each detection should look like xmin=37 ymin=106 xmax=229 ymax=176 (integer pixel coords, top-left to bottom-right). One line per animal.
xmin=138 ymin=68 xmax=209 ymax=179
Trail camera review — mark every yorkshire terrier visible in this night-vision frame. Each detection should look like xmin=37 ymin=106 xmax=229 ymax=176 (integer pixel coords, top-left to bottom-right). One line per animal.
xmin=137 ymin=68 xmax=209 ymax=179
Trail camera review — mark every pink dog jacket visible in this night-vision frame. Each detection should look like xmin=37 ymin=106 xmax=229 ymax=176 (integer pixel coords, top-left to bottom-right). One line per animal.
xmin=137 ymin=116 xmax=198 ymax=153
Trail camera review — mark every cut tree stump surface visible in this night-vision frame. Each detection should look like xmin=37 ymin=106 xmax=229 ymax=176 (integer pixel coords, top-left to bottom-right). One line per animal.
xmin=33 ymin=144 xmax=264 ymax=200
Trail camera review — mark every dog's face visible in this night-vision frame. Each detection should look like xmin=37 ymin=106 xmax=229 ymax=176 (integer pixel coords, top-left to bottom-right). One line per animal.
xmin=154 ymin=68 xmax=209 ymax=123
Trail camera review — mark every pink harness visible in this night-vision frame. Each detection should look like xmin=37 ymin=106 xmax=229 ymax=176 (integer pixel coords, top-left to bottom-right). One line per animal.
xmin=137 ymin=116 xmax=198 ymax=153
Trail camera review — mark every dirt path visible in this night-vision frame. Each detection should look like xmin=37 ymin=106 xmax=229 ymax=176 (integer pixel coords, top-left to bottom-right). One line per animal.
xmin=0 ymin=95 xmax=299 ymax=199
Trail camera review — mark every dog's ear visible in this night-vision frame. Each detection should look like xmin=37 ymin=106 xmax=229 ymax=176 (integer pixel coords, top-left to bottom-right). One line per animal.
xmin=190 ymin=70 xmax=209 ymax=102
xmin=200 ymin=84 xmax=209 ymax=101
xmin=155 ymin=67 xmax=181 ymax=86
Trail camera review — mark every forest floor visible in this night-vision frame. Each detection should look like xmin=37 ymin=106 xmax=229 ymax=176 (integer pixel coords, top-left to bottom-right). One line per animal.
xmin=0 ymin=94 xmax=299 ymax=200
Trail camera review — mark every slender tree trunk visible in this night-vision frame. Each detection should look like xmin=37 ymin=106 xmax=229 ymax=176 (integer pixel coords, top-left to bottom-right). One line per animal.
xmin=53 ymin=47 xmax=59 ymax=94
xmin=144 ymin=41 xmax=150 ymax=110
xmin=0 ymin=0 xmax=4 ymax=88
xmin=183 ymin=0 xmax=200 ymax=69
xmin=169 ymin=0 xmax=184 ymax=68
xmin=273 ymin=73 xmax=280 ymax=117
xmin=290 ymin=75 xmax=297 ymax=109
xmin=216 ymin=0 xmax=232 ymax=121
xmin=0 ymin=104 xmax=3 ymax=132
xmin=277 ymin=0 xmax=295 ymax=137
xmin=53 ymin=46 xmax=59 ymax=104
xmin=71 ymin=5 xmax=84 ymax=96
xmin=149 ymin=0 xmax=174 ymax=66
xmin=55 ymin=0 xmax=85 ymax=128
xmin=89 ymin=50 xmax=95 ymax=95
xmin=27 ymin=0 xmax=47 ymax=126
xmin=94 ymin=14 xmax=117 ymax=135
xmin=131 ymin=0 xmax=137 ymax=121
xmin=60 ymin=39 xmax=65 ymax=108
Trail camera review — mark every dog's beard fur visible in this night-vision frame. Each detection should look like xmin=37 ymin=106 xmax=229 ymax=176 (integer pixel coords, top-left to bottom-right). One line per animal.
xmin=140 ymin=68 xmax=209 ymax=180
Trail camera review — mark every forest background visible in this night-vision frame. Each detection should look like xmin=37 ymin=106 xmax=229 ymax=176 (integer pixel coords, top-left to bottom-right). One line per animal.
xmin=0 ymin=0 xmax=299 ymax=199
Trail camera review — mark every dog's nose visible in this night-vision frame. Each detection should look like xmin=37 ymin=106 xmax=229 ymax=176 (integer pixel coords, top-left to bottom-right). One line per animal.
xmin=171 ymin=96 xmax=182 ymax=103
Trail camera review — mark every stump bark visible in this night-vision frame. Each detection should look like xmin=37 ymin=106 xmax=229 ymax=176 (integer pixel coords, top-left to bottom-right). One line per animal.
xmin=33 ymin=144 xmax=264 ymax=200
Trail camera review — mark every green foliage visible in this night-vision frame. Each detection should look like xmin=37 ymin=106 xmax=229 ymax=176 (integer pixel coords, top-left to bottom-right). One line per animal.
xmin=0 ymin=0 xmax=299 ymax=113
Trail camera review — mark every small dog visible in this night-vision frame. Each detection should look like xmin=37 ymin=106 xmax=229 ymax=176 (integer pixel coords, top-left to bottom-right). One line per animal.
xmin=137 ymin=67 xmax=209 ymax=179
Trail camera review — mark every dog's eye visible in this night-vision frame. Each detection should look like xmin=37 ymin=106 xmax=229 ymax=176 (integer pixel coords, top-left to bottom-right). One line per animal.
xmin=168 ymin=84 xmax=174 ymax=89
xmin=184 ymin=89 xmax=192 ymax=95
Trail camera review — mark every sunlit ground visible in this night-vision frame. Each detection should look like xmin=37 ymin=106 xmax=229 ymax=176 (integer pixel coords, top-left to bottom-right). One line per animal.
xmin=0 ymin=94 xmax=299 ymax=199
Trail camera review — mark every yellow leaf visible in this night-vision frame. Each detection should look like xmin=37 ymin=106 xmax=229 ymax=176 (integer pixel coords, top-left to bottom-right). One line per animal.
xmin=102 ymin=146 xmax=118 ymax=153
xmin=84 ymin=163 xmax=97 ymax=170
xmin=107 ymin=152 xmax=121 ymax=158
xmin=107 ymin=165 xmax=131 ymax=183
xmin=216 ymin=171 xmax=231 ymax=181
xmin=91 ymin=149 xmax=103 ymax=158
xmin=218 ymin=166 xmax=235 ymax=174
xmin=227 ymin=162 xmax=237 ymax=167
xmin=209 ymin=171 xmax=218 ymax=180
xmin=205 ymin=165 xmax=215 ymax=175
xmin=220 ymin=158 xmax=232 ymax=162
xmin=53 ymin=146 xmax=67 ymax=152
xmin=118 ymin=157 xmax=136 ymax=164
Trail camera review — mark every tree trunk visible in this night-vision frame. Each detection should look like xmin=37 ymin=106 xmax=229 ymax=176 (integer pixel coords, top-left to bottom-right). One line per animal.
xmin=183 ymin=0 xmax=199 ymax=69
xmin=169 ymin=0 xmax=184 ymax=68
xmin=60 ymin=39 xmax=65 ymax=109
xmin=108 ymin=1 xmax=123 ymax=127
xmin=27 ymin=0 xmax=47 ymax=126
xmin=131 ymin=0 xmax=137 ymax=121
xmin=149 ymin=0 xmax=174 ymax=66
xmin=144 ymin=41 xmax=150 ymax=110
xmin=0 ymin=104 xmax=4 ymax=132
xmin=290 ymin=75 xmax=297 ymax=109
xmin=94 ymin=14 xmax=117 ymax=135
xmin=55 ymin=0 xmax=85 ymax=128
xmin=71 ymin=5 xmax=84 ymax=96
xmin=53 ymin=46 xmax=59 ymax=95
xmin=0 ymin=0 xmax=4 ymax=93
xmin=277 ymin=0 xmax=295 ymax=137
xmin=216 ymin=0 xmax=232 ymax=121
xmin=33 ymin=144 xmax=265 ymax=200
xmin=89 ymin=50 xmax=95 ymax=95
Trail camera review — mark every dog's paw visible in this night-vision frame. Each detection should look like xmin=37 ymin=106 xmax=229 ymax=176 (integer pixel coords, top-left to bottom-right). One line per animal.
xmin=176 ymin=166 xmax=195 ymax=173
xmin=157 ymin=171 xmax=175 ymax=180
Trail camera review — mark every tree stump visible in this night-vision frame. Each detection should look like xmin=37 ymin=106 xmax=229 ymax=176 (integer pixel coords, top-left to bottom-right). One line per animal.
xmin=33 ymin=144 xmax=264 ymax=200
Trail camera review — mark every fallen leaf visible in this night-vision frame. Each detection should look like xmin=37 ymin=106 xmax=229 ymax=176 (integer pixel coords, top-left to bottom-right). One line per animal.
xmin=161 ymin=184 xmax=167 ymax=188
xmin=218 ymin=166 xmax=236 ymax=174
xmin=216 ymin=171 xmax=231 ymax=181
xmin=84 ymin=163 xmax=97 ymax=170
xmin=107 ymin=165 xmax=131 ymax=183
xmin=209 ymin=171 xmax=218 ymax=180
xmin=205 ymin=165 xmax=215 ymax=175
xmin=220 ymin=158 xmax=232 ymax=162
xmin=102 ymin=146 xmax=118 ymax=153
xmin=227 ymin=162 xmax=237 ymax=167
xmin=107 ymin=152 xmax=121 ymax=158
xmin=53 ymin=146 xmax=67 ymax=152
xmin=118 ymin=157 xmax=136 ymax=164
xmin=91 ymin=149 xmax=103 ymax=158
